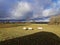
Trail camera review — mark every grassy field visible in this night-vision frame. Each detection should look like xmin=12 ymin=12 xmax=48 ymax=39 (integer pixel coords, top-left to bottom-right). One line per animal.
xmin=0 ymin=23 xmax=60 ymax=41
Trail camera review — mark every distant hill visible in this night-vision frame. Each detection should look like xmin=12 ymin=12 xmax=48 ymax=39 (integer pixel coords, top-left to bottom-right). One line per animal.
xmin=0 ymin=15 xmax=60 ymax=22
xmin=0 ymin=17 xmax=49 ymax=22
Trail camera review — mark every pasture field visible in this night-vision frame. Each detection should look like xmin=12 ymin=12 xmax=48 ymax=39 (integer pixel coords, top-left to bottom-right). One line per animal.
xmin=0 ymin=23 xmax=60 ymax=41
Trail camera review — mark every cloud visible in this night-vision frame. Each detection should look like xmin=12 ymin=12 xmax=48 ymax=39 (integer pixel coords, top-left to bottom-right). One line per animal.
xmin=42 ymin=8 xmax=56 ymax=17
xmin=0 ymin=0 xmax=60 ymax=22
xmin=0 ymin=0 xmax=19 ymax=19
xmin=10 ymin=1 xmax=32 ymax=19
xmin=42 ymin=0 xmax=60 ymax=17
xmin=30 ymin=0 xmax=60 ymax=22
xmin=32 ymin=0 xmax=52 ymax=18
xmin=32 ymin=0 xmax=60 ymax=18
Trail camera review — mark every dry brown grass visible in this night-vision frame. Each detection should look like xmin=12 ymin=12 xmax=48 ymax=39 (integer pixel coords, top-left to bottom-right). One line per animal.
xmin=0 ymin=23 xmax=60 ymax=41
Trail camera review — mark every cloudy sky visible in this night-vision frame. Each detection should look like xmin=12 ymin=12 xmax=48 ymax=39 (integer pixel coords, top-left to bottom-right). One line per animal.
xmin=0 ymin=0 xmax=60 ymax=22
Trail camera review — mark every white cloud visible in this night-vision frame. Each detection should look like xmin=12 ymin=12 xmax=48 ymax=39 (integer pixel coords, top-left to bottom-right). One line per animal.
xmin=42 ymin=0 xmax=60 ymax=17
xmin=42 ymin=8 xmax=55 ymax=17
xmin=30 ymin=0 xmax=60 ymax=22
xmin=10 ymin=1 xmax=31 ymax=19
xmin=31 ymin=0 xmax=52 ymax=18
xmin=32 ymin=0 xmax=60 ymax=18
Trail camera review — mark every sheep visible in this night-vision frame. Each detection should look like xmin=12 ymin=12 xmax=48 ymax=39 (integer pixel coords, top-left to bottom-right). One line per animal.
xmin=28 ymin=27 xmax=33 ymax=30
xmin=23 ymin=27 xmax=27 ymax=30
xmin=37 ymin=27 xmax=43 ymax=30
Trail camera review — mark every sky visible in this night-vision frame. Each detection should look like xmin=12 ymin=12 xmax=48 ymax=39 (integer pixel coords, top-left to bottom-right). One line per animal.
xmin=0 ymin=0 xmax=60 ymax=22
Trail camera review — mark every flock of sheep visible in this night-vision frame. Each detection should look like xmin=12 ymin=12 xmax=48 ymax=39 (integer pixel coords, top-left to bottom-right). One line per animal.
xmin=23 ymin=27 xmax=43 ymax=30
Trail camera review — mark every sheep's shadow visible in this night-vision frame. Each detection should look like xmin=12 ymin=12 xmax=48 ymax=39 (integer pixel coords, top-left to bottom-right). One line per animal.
xmin=0 ymin=31 xmax=60 ymax=45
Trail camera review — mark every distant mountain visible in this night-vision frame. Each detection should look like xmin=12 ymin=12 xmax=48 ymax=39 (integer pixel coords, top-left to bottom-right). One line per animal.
xmin=0 ymin=15 xmax=60 ymax=22
xmin=0 ymin=19 xmax=26 ymax=22
xmin=0 ymin=16 xmax=51 ymax=22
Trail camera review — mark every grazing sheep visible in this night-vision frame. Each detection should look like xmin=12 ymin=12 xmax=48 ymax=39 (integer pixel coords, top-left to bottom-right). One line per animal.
xmin=37 ymin=27 xmax=43 ymax=30
xmin=28 ymin=27 xmax=33 ymax=30
xmin=23 ymin=27 xmax=27 ymax=30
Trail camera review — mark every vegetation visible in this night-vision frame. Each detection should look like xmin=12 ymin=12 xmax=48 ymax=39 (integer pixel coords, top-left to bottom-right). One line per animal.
xmin=49 ymin=15 xmax=60 ymax=25
xmin=0 ymin=32 xmax=60 ymax=45
xmin=0 ymin=23 xmax=60 ymax=42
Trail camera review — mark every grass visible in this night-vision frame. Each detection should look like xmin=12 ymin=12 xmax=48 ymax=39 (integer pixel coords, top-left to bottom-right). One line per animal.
xmin=0 ymin=23 xmax=60 ymax=41
xmin=0 ymin=32 xmax=60 ymax=45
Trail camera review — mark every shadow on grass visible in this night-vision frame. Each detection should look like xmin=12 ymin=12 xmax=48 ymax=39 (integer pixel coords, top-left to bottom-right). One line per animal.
xmin=0 ymin=31 xmax=60 ymax=45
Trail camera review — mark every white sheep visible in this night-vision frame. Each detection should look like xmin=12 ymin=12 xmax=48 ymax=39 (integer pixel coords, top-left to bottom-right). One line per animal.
xmin=23 ymin=27 xmax=27 ymax=30
xmin=37 ymin=27 xmax=43 ymax=30
xmin=28 ymin=27 xmax=33 ymax=30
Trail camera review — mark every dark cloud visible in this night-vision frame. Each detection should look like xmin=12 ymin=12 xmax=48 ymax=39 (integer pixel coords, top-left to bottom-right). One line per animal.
xmin=0 ymin=0 xmax=18 ymax=18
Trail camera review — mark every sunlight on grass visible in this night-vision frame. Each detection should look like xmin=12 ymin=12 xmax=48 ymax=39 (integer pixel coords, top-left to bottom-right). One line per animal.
xmin=0 ymin=24 xmax=60 ymax=41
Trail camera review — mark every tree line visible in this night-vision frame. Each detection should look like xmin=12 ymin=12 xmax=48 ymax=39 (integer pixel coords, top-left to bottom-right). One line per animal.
xmin=49 ymin=15 xmax=60 ymax=25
